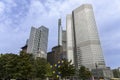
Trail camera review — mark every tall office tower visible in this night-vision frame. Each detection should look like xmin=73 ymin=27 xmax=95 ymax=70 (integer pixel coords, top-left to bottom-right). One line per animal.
xmin=62 ymin=30 xmax=67 ymax=53
xmin=66 ymin=14 xmax=74 ymax=64
xmin=58 ymin=19 xmax=62 ymax=46
xmin=27 ymin=26 xmax=49 ymax=59
xmin=66 ymin=4 xmax=105 ymax=69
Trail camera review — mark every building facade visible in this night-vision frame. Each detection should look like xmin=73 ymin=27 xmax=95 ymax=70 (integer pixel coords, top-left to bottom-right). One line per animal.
xmin=62 ymin=30 xmax=67 ymax=55
xmin=92 ymin=67 xmax=113 ymax=80
xmin=66 ymin=14 xmax=75 ymax=64
xmin=66 ymin=4 xmax=105 ymax=69
xmin=21 ymin=45 xmax=27 ymax=53
xmin=58 ymin=19 xmax=62 ymax=46
xmin=47 ymin=46 xmax=67 ymax=65
xmin=47 ymin=19 xmax=67 ymax=65
xmin=27 ymin=26 xmax=49 ymax=58
xmin=112 ymin=67 xmax=120 ymax=78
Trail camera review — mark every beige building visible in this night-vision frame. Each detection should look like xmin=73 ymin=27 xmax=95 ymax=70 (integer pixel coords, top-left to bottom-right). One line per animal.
xmin=66 ymin=14 xmax=75 ymax=64
xmin=66 ymin=4 xmax=105 ymax=69
xmin=62 ymin=30 xmax=67 ymax=56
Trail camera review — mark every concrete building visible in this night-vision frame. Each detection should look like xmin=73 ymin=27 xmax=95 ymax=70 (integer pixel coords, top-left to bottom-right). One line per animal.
xmin=47 ymin=46 xmax=67 ymax=65
xmin=62 ymin=30 xmax=67 ymax=55
xmin=66 ymin=14 xmax=75 ymax=64
xmin=27 ymin=26 xmax=49 ymax=59
xmin=21 ymin=45 xmax=27 ymax=53
xmin=112 ymin=67 xmax=120 ymax=78
xmin=92 ymin=67 xmax=113 ymax=80
xmin=21 ymin=39 xmax=28 ymax=53
xmin=47 ymin=52 xmax=55 ymax=65
xmin=58 ymin=19 xmax=62 ymax=46
xmin=66 ymin=4 xmax=113 ymax=80
xmin=118 ymin=67 xmax=120 ymax=72
xmin=66 ymin=4 xmax=105 ymax=69
xmin=47 ymin=19 xmax=67 ymax=65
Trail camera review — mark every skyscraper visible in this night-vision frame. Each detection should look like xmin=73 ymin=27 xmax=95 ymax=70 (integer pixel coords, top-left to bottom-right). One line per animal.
xmin=66 ymin=14 xmax=75 ymax=64
xmin=47 ymin=19 xmax=67 ymax=65
xmin=58 ymin=19 xmax=62 ymax=46
xmin=62 ymin=30 xmax=67 ymax=53
xmin=27 ymin=26 xmax=49 ymax=59
xmin=66 ymin=4 xmax=105 ymax=69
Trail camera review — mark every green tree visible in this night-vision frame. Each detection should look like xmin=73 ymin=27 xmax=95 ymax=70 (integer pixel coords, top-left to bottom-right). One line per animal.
xmin=78 ymin=66 xmax=92 ymax=80
xmin=0 ymin=53 xmax=19 ymax=79
xmin=56 ymin=59 xmax=76 ymax=79
xmin=113 ymin=69 xmax=120 ymax=78
xmin=45 ymin=63 xmax=53 ymax=77
xmin=0 ymin=52 xmax=52 ymax=79
xmin=34 ymin=57 xmax=50 ymax=79
xmin=16 ymin=51 xmax=35 ymax=79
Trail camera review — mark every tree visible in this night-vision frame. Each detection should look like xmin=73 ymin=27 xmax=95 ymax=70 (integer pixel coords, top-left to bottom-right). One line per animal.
xmin=0 ymin=53 xmax=19 ymax=79
xmin=33 ymin=57 xmax=52 ymax=79
xmin=78 ymin=66 xmax=92 ymax=80
xmin=16 ymin=51 xmax=35 ymax=79
xmin=54 ymin=59 xmax=76 ymax=79
xmin=113 ymin=69 xmax=120 ymax=78
xmin=0 ymin=52 xmax=52 ymax=79
xmin=45 ymin=63 xmax=53 ymax=77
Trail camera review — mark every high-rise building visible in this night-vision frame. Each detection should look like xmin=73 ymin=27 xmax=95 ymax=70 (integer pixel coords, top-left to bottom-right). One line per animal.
xmin=27 ymin=26 xmax=49 ymax=58
xmin=62 ymin=30 xmax=67 ymax=54
xmin=47 ymin=19 xmax=67 ymax=65
xmin=66 ymin=4 xmax=105 ymax=69
xmin=58 ymin=19 xmax=62 ymax=46
xmin=66 ymin=14 xmax=75 ymax=64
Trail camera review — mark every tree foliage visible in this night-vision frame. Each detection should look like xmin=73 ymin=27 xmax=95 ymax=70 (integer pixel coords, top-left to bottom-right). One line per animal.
xmin=78 ymin=66 xmax=92 ymax=80
xmin=113 ymin=69 xmax=120 ymax=78
xmin=45 ymin=62 xmax=53 ymax=77
xmin=0 ymin=53 xmax=19 ymax=79
xmin=0 ymin=51 xmax=51 ymax=79
xmin=0 ymin=52 xmax=94 ymax=80
xmin=17 ymin=51 xmax=35 ymax=79
xmin=52 ymin=59 xmax=76 ymax=79
xmin=34 ymin=57 xmax=51 ymax=79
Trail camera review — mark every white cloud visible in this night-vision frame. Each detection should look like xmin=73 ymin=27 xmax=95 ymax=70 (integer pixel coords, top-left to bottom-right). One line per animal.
xmin=101 ymin=30 xmax=120 ymax=50
xmin=0 ymin=0 xmax=120 ymax=68
xmin=0 ymin=1 xmax=5 ymax=15
xmin=93 ymin=0 xmax=120 ymax=27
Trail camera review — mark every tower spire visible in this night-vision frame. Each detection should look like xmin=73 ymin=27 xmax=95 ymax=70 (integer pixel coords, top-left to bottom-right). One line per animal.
xmin=58 ymin=18 xmax=62 ymax=46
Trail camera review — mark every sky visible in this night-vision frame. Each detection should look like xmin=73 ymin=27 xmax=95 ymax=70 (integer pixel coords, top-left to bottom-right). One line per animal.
xmin=0 ymin=0 xmax=120 ymax=69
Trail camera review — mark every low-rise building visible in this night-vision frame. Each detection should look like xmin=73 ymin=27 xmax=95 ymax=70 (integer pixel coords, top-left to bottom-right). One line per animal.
xmin=47 ymin=46 xmax=67 ymax=65
xmin=21 ymin=44 xmax=27 ymax=53
xmin=92 ymin=67 xmax=113 ymax=80
xmin=112 ymin=67 xmax=120 ymax=78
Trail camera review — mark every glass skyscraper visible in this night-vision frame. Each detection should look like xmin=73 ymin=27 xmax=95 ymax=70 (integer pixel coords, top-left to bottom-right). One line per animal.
xmin=66 ymin=4 xmax=105 ymax=69
xmin=27 ymin=26 xmax=49 ymax=59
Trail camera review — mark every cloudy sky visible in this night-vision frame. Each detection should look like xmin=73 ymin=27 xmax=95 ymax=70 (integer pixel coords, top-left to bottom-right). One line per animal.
xmin=0 ymin=0 xmax=120 ymax=69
